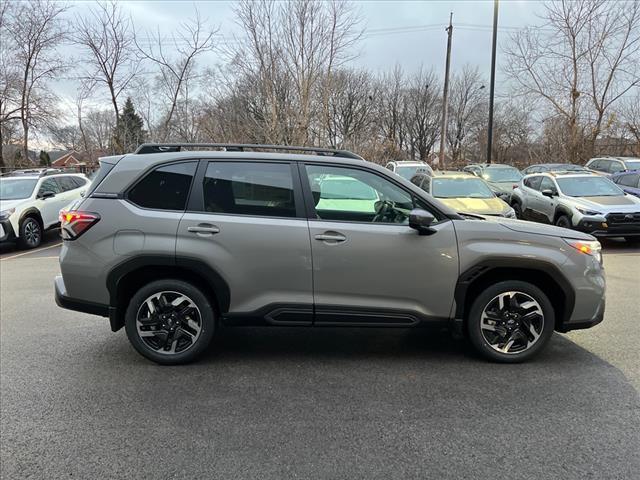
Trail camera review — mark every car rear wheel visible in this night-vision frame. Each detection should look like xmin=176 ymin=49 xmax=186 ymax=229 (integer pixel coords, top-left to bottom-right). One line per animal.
xmin=467 ymin=281 xmax=555 ymax=363
xmin=555 ymin=215 xmax=571 ymax=229
xmin=125 ymin=279 xmax=215 ymax=365
xmin=18 ymin=217 xmax=42 ymax=249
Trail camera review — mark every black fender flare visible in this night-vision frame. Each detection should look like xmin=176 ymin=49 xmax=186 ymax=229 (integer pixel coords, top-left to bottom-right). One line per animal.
xmin=553 ymin=205 xmax=573 ymax=224
xmin=19 ymin=207 xmax=43 ymax=227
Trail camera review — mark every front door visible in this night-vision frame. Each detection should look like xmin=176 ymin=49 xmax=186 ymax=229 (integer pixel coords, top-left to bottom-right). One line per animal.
xmin=176 ymin=160 xmax=313 ymax=324
xmin=301 ymin=163 xmax=459 ymax=325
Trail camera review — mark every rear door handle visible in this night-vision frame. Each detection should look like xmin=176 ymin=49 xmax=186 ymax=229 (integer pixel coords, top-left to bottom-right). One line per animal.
xmin=314 ymin=231 xmax=346 ymax=243
xmin=187 ymin=224 xmax=220 ymax=235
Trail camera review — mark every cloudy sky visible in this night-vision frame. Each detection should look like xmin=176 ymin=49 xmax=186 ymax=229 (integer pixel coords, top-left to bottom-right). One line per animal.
xmin=54 ymin=0 xmax=546 ymax=116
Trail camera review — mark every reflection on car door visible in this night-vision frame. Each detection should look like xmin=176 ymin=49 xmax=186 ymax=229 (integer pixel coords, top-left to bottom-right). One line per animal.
xmin=176 ymin=160 xmax=313 ymax=323
xmin=302 ymin=163 xmax=458 ymax=325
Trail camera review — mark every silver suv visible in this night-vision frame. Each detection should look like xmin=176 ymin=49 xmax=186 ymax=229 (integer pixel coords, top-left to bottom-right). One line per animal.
xmin=55 ymin=144 xmax=606 ymax=365
xmin=511 ymin=171 xmax=640 ymax=242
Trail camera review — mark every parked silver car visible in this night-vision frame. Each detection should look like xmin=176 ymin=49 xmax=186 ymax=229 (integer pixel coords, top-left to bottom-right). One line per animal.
xmin=511 ymin=171 xmax=640 ymax=242
xmin=55 ymin=143 xmax=605 ymax=365
xmin=385 ymin=160 xmax=433 ymax=180
xmin=585 ymin=157 xmax=640 ymax=176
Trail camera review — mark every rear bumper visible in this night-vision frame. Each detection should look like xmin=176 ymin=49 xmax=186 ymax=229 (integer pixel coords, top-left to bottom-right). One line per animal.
xmin=55 ymin=275 xmax=109 ymax=317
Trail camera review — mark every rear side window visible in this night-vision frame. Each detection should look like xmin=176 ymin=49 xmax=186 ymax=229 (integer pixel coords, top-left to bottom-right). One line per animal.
xmin=202 ymin=162 xmax=296 ymax=218
xmin=57 ymin=176 xmax=77 ymax=192
xmin=609 ymin=161 xmax=625 ymax=173
xmin=71 ymin=176 xmax=87 ymax=188
xmin=128 ymin=162 xmax=197 ymax=211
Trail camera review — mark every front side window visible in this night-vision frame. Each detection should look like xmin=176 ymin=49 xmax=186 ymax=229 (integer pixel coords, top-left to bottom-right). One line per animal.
xmin=539 ymin=177 xmax=557 ymax=193
xmin=57 ymin=176 xmax=78 ymax=192
xmin=609 ymin=161 xmax=625 ymax=173
xmin=306 ymin=165 xmax=427 ymax=224
xmin=202 ymin=162 xmax=296 ymax=218
xmin=0 ymin=179 xmax=38 ymax=200
xmin=128 ymin=162 xmax=197 ymax=210
xmin=39 ymin=178 xmax=61 ymax=196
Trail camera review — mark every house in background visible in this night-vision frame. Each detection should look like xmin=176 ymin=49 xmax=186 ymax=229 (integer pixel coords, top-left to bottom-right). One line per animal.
xmin=50 ymin=150 xmax=99 ymax=172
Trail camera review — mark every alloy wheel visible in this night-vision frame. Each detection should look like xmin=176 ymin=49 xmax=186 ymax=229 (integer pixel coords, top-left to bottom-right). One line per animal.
xmin=24 ymin=219 xmax=41 ymax=247
xmin=480 ymin=291 xmax=544 ymax=355
xmin=136 ymin=291 xmax=203 ymax=355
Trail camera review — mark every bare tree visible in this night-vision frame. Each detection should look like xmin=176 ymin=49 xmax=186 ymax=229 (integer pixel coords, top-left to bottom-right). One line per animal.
xmin=404 ymin=68 xmax=440 ymax=161
xmin=616 ymin=92 xmax=640 ymax=155
xmin=136 ymin=10 xmax=218 ymax=141
xmin=446 ymin=66 xmax=486 ymax=163
xmin=74 ymin=1 xmax=138 ymax=151
xmin=0 ymin=1 xmax=21 ymax=167
xmin=376 ymin=66 xmax=408 ymax=159
xmin=504 ymin=0 xmax=640 ymax=162
xmin=4 ymin=0 xmax=67 ymax=163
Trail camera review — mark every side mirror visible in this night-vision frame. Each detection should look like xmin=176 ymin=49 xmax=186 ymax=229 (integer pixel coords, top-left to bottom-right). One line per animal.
xmin=39 ymin=191 xmax=55 ymax=200
xmin=409 ymin=209 xmax=436 ymax=235
xmin=541 ymin=189 xmax=556 ymax=198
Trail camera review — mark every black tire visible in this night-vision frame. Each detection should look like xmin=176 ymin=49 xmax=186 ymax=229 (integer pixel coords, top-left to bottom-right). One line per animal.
xmin=512 ymin=202 xmax=523 ymax=219
xmin=466 ymin=280 xmax=555 ymax=363
xmin=125 ymin=279 xmax=215 ymax=365
xmin=555 ymin=215 xmax=571 ymax=229
xmin=18 ymin=216 xmax=42 ymax=249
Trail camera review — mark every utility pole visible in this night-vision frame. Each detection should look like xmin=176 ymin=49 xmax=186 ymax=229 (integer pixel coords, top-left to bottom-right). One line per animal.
xmin=438 ymin=12 xmax=453 ymax=169
xmin=486 ymin=0 xmax=499 ymax=164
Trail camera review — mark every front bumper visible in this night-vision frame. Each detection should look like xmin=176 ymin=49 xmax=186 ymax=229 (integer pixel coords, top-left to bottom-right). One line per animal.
xmin=575 ymin=218 xmax=640 ymax=237
xmin=0 ymin=219 xmax=16 ymax=242
xmin=55 ymin=275 xmax=109 ymax=317
xmin=557 ymin=297 xmax=605 ymax=332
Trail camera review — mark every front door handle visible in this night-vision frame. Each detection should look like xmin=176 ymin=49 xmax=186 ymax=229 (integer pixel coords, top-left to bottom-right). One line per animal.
xmin=188 ymin=224 xmax=220 ymax=235
xmin=314 ymin=231 xmax=347 ymax=243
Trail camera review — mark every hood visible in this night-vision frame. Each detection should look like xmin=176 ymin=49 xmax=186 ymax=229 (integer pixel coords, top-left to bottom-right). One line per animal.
xmin=570 ymin=194 xmax=640 ymax=212
xmin=484 ymin=216 xmax=594 ymax=241
xmin=0 ymin=199 xmax=27 ymax=212
xmin=439 ymin=197 xmax=510 ymax=215
xmin=488 ymin=181 xmax=518 ymax=193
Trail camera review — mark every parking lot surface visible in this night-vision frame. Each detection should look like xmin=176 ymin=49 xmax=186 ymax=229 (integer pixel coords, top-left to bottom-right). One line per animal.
xmin=1 ymin=241 xmax=639 ymax=479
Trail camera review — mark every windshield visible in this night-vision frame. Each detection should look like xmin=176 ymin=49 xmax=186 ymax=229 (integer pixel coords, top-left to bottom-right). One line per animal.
xmin=623 ymin=160 xmax=640 ymax=170
xmin=557 ymin=176 xmax=624 ymax=197
xmin=395 ymin=166 xmax=421 ymax=180
xmin=0 ymin=178 xmax=38 ymax=200
xmin=432 ymin=177 xmax=495 ymax=198
xmin=482 ymin=167 xmax=523 ymax=182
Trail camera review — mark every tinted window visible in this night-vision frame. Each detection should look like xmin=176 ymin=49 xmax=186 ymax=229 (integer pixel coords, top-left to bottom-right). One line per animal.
xmin=618 ymin=173 xmax=640 ymax=188
xmin=71 ymin=176 xmax=87 ymax=188
xmin=609 ymin=161 xmax=625 ymax=173
xmin=524 ymin=176 xmax=543 ymax=191
xmin=539 ymin=177 xmax=557 ymax=193
xmin=202 ymin=162 xmax=296 ymax=218
xmin=588 ymin=159 xmax=603 ymax=170
xmin=596 ymin=160 xmax=611 ymax=172
xmin=39 ymin=178 xmax=61 ymax=195
xmin=57 ymin=176 xmax=78 ymax=192
xmin=128 ymin=162 xmax=196 ymax=210
xmin=306 ymin=165 xmax=429 ymax=224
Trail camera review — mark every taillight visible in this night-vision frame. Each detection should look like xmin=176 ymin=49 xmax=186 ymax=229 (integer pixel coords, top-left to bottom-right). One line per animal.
xmin=59 ymin=210 xmax=100 ymax=240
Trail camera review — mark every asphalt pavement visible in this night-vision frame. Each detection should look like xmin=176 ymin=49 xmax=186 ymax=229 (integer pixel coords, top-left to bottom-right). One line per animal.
xmin=0 ymin=241 xmax=639 ymax=479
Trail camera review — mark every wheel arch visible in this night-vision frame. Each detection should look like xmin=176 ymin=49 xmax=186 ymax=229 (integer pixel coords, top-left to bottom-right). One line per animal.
xmin=106 ymin=255 xmax=230 ymax=332
xmin=19 ymin=207 xmax=43 ymax=229
xmin=454 ymin=258 xmax=575 ymax=331
xmin=553 ymin=204 xmax=573 ymax=224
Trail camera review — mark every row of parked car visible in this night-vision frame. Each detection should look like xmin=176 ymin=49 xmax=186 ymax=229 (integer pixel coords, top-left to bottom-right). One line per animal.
xmin=385 ymin=156 xmax=640 ymax=243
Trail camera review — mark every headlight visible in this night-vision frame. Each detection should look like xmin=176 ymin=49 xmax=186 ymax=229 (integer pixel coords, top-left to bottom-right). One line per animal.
xmin=0 ymin=208 xmax=16 ymax=220
xmin=576 ymin=207 xmax=602 ymax=216
xmin=503 ymin=207 xmax=516 ymax=218
xmin=564 ymin=239 xmax=602 ymax=264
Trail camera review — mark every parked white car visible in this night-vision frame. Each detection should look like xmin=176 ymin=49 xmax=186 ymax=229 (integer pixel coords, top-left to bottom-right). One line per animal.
xmin=0 ymin=170 xmax=90 ymax=249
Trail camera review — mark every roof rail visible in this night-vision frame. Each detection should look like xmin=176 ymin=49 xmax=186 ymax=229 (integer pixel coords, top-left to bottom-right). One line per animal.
xmin=134 ymin=143 xmax=364 ymax=160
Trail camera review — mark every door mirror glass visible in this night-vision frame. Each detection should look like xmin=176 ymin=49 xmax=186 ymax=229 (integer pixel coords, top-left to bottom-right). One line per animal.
xmin=409 ymin=209 xmax=436 ymax=235
xmin=541 ymin=189 xmax=556 ymax=198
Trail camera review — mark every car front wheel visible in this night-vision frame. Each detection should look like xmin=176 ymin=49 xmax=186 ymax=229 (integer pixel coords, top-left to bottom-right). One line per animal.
xmin=125 ymin=279 xmax=215 ymax=365
xmin=467 ymin=281 xmax=555 ymax=363
xmin=18 ymin=217 xmax=42 ymax=249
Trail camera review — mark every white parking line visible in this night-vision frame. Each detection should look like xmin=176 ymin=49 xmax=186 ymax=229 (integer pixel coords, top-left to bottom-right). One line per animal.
xmin=0 ymin=242 xmax=62 ymax=261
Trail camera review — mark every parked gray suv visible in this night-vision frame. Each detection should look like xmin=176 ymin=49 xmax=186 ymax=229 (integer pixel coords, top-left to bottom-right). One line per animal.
xmin=511 ymin=171 xmax=640 ymax=242
xmin=55 ymin=144 xmax=606 ymax=365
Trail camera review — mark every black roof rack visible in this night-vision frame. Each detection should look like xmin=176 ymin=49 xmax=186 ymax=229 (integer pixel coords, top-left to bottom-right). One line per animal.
xmin=2 ymin=168 xmax=62 ymax=178
xmin=134 ymin=143 xmax=364 ymax=160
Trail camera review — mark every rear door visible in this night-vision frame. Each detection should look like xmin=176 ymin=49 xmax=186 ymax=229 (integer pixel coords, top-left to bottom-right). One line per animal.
xmin=300 ymin=162 xmax=458 ymax=324
xmin=176 ymin=160 xmax=313 ymax=323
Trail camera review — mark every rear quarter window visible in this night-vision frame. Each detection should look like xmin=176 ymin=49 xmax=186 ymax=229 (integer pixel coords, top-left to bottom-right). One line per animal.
xmin=128 ymin=162 xmax=197 ymax=211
